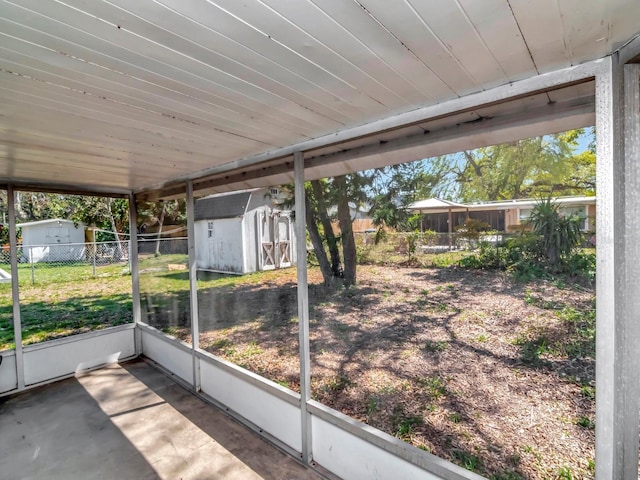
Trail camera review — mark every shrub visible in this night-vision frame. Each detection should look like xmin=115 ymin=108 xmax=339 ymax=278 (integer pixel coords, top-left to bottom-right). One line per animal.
xmin=528 ymin=198 xmax=583 ymax=265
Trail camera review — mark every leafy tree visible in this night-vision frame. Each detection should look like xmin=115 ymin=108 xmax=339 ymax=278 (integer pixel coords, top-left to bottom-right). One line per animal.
xmin=428 ymin=129 xmax=595 ymax=202
xmin=368 ymin=161 xmax=443 ymax=231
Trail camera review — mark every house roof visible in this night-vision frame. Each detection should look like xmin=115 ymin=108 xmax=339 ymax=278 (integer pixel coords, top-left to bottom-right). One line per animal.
xmin=16 ymin=218 xmax=81 ymax=228
xmin=0 ymin=2 xmax=638 ymax=197
xmin=408 ymin=198 xmax=468 ymax=212
xmin=408 ymin=196 xmax=596 ymax=214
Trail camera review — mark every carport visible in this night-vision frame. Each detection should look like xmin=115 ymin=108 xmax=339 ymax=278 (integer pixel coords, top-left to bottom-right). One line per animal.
xmin=1 ymin=1 xmax=639 ymax=478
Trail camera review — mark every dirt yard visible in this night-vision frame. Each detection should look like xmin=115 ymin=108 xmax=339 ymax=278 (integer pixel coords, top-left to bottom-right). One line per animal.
xmin=191 ymin=265 xmax=596 ymax=479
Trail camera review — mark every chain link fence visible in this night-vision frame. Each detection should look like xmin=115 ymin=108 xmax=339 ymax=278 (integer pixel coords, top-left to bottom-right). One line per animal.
xmin=0 ymin=240 xmax=131 ymax=285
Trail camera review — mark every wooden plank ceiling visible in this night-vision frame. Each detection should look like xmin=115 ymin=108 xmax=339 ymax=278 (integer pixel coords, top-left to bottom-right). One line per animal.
xmin=0 ymin=0 xmax=638 ymax=194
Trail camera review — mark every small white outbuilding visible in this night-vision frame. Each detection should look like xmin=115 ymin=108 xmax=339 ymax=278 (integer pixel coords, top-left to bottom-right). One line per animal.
xmin=17 ymin=218 xmax=86 ymax=263
xmin=194 ymin=188 xmax=296 ymax=274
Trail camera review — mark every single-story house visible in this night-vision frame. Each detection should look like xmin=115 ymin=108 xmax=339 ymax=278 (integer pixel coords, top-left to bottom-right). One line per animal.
xmin=17 ymin=219 xmax=86 ymax=263
xmin=408 ymin=196 xmax=596 ymax=233
xmin=194 ymin=187 xmax=296 ymax=274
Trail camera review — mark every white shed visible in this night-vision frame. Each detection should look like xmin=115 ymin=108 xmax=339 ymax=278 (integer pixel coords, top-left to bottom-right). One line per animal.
xmin=194 ymin=188 xmax=296 ymax=274
xmin=17 ymin=219 xmax=86 ymax=263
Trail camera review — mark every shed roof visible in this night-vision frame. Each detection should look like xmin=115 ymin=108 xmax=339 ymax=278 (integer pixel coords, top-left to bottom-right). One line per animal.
xmin=194 ymin=191 xmax=253 ymax=221
xmin=16 ymin=218 xmax=80 ymax=228
xmin=0 ymin=1 xmax=638 ymax=196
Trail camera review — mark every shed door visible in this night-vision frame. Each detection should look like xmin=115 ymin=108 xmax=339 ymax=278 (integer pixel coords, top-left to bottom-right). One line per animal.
xmin=275 ymin=214 xmax=292 ymax=268
xmin=46 ymin=226 xmax=70 ymax=244
xmin=46 ymin=226 xmax=71 ymax=261
xmin=258 ymin=210 xmax=275 ymax=271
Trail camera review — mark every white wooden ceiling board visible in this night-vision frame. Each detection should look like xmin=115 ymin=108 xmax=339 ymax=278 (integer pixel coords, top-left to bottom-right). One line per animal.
xmin=0 ymin=121 xmax=220 ymax=172
xmin=300 ymin=0 xmax=456 ymax=102
xmin=608 ymin=0 xmax=640 ymax=52
xmin=259 ymin=0 xmax=426 ymax=106
xmin=406 ymin=0 xmax=508 ymax=88
xmin=0 ymin=43 xmax=311 ymax=146
xmin=507 ymin=0 xmax=571 ymax=72
xmin=0 ymin=154 xmax=158 ymax=187
xmin=0 ymin=71 xmax=277 ymax=153
xmin=356 ymin=0 xmax=481 ymax=94
xmin=456 ymin=0 xmax=537 ymax=79
xmin=0 ymin=129 xmax=213 ymax=176
xmin=202 ymin=0 xmax=403 ymax=110
xmin=10 ymin=0 xmax=347 ymax=130
xmin=556 ymin=0 xmax=609 ymax=61
xmin=157 ymin=0 xmax=409 ymax=114
xmin=60 ymin=0 xmax=372 ymax=125
xmin=0 ymin=131 xmax=199 ymax=173
xmin=0 ymin=22 xmax=328 ymax=140
xmin=0 ymin=99 xmax=235 ymax=168
xmin=0 ymin=2 xmax=340 ymax=134
xmin=0 ymin=78 xmax=273 ymax=156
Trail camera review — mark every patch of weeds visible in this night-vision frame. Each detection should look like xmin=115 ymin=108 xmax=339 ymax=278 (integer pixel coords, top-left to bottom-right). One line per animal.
xmin=552 ymin=278 xmax=567 ymax=289
xmin=557 ymin=305 xmax=596 ymax=358
xmin=423 ymin=340 xmax=448 ymax=353
xmin=477 ymin=333 xmax=488 ymax=342
xmin=416 ymin=375 xmax=447 ymax=400
xmin=524 ymin=289 xmax=536 ymax=305
xmin=580 ymin=384 xmax=595 ymax=400
xmin=241 ymin=341 xmax=263 ymax=358
xmin=322 ymin=374 xmax=351 ymax=393
xmin=417 ymin=444 xmax=432 ymax=453
xmin=421 ymin=289 xmax=429 ymax=296
xmin=391 ymin=405 xmax=423 ymax=440
xmin=436 ymin=302 xmax=449 ymax=312
xmin=521 ymin=445 xmax=543 ymax=462
xmin=366 ymin=396 xmax=379 ymax=416
xmin=587 ymin=458 xmax=595 ymax=473
xmin=451 ymin=449 xmax=482 ymax=473
xmin=557 ymin=466 xmax=574 ymax=479
xmin=210 ymin=338 xmax=232 ymax=349
xmin=576 ymin=416 xmax=595 ymax=429
xmin=490 ymin=471 xmax=525 ymax=480
xmin=449 ymin=412 xmax=462 ymax=423
xmin=516 ymin=336 xmax=549 ymax=366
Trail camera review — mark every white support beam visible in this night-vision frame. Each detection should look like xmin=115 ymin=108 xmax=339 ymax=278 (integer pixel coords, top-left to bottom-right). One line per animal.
xmin=187 ymin=180 xmax=201 ymax=392
xmin=7 ymin=185 xmax=24 ymax=390
xmin=137 ymin=59 xmax=602 ymax=195
xmin=595 ymin=55 xmax=640 ymax=479
xmin=129 ymin=192 xmax=142 ymax=355
xmin=294 ymin=151 xmax=312 ymax=464
xmin=621 ymin=62 xmax=640 ymax=477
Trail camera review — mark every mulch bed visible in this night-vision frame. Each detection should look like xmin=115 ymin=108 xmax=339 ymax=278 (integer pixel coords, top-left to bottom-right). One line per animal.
xmin=194 ymin=265 xmax=595 ymax=479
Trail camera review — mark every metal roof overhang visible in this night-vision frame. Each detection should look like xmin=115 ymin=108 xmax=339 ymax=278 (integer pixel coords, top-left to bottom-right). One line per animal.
xmin=0 ymin=1 xmax=639 ymax=198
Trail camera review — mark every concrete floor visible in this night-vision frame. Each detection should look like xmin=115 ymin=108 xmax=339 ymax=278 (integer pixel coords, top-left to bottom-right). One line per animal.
xmin=0 ymin=360 xmax=326 ymax=480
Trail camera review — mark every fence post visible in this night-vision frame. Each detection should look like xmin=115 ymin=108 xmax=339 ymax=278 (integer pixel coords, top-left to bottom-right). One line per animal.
xmin=29 ymin=246 xmax=34 ymax=285
xmin=92 ymin=236 xmax=97 ymax=277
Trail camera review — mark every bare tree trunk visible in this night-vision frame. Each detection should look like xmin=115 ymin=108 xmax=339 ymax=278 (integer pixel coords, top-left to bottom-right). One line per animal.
xmin=311 ymin=180 xmax=342 ymax=276
xmin=335 ymin=176 xmax=357 ymax=286
xmin=305 ymin=193 xmax=333 ymax=284
xmin=107 ymin=198 xmax=124 ymax=260
xmin=155 ymin=203 xmax=166 ymax=256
